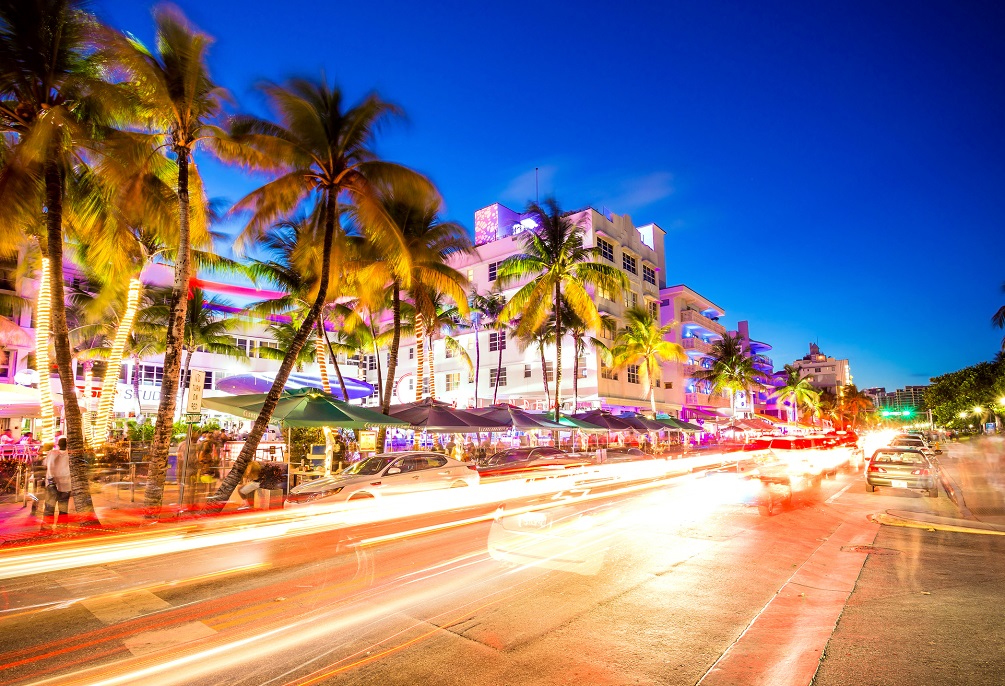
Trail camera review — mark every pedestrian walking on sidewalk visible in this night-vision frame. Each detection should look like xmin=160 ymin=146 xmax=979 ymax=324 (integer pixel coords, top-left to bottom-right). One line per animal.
xmin=41 ymin=438 xmax=71 ymax=530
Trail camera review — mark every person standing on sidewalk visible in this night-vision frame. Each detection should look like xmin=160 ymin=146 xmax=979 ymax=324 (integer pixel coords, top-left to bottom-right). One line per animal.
xmin=41 ymin=438 xmax=71 ymax=530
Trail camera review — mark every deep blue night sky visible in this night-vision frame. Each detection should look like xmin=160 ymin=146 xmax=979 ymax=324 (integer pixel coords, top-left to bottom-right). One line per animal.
xmin=96 ymin=0 xmax=1005 ymax=391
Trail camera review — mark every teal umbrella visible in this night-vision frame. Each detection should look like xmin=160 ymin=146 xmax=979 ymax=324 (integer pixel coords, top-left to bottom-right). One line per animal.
xmin=655 ymin=416 xmax=704 ymax=432
xmin=202 ymin=388 xmax=408 ymax=428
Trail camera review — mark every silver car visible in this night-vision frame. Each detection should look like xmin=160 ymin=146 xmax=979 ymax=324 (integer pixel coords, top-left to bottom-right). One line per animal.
xmin=284 ymin=451 xmax=479 ymax=506
xmin=866 ymin=448 xmax=938 ymax=497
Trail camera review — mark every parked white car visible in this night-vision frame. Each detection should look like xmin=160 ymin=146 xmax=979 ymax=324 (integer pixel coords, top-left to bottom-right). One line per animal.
xmin=284 ymin=452 xmax=479 ymax=506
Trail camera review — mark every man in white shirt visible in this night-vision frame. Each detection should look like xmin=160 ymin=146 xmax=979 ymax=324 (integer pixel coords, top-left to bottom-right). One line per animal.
xmin=42 ymin=437 xmax=71 ymax=529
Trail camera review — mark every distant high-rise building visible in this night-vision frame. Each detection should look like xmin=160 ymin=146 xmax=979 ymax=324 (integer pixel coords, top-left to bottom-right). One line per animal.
xmin=789 ymin=343 xmax=852 ymax=396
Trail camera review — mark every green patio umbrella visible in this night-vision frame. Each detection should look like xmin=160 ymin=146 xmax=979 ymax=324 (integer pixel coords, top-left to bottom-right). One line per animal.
xmin=202 ymin=388 xmax=408 ymax=428
xmin=536 ymin=411 xmax=607 ymax=432
xmin=655 ymin=416 xmax=704 ymax=432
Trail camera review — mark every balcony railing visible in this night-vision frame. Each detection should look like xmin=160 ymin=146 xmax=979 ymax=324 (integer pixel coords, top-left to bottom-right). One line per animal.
xmin=682 ymin=337 xmax=714 ymax=355
xmin=682 ymin=363 xmax=703 ymax=377
xmin=685 ymin=392 xmax=730 ymax=409
xmin=680 ymin=309 xmax=726 ymax=335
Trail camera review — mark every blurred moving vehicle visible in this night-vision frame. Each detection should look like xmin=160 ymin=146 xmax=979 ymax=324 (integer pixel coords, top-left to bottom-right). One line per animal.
xmin=285 ymin=452 xmax=478 ymax=506
xmin=865 ymin=448 xmax=939 ymax=498
xmin=476 ymin=447 xmax=590 ymax=478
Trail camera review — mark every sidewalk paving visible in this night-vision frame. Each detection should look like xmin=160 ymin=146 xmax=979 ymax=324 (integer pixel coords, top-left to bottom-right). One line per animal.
xmin=0 ymin=479 xmax=247 ymax=547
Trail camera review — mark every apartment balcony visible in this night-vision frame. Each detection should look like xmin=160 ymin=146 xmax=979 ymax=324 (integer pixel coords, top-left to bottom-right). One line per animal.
xmin=680 ymin=309 xmax=726 ymax=336
xmin=685 ymin=392 xmax=730 ymax=409
xmin=682 ymin=362 xmax=703 ymax=377
xmin=682 ymin=337 xmax=714 ymax=355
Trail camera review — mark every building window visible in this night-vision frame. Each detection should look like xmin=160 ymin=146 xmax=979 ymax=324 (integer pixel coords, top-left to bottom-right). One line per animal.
xmin=488 ymin=262 xmax=499 ymax=282
xmin=489 ymin=331 xmax=506 ymax=352
xmin=183 ymin=369 xmax=214 ymax=390
xmin=648 ymin=301 xmax=658 ymax=319
xmin=545 ymin=361 xmax=554 ymax=382
xmin=466 ymin=268 xmax=474 ymax=283
xmin=627 ymin=365 xmax=640 ymax=384
xmin=598 ymin=284 xmax=614 ymax=301
xmin=602 ymin=321 xmax=617 ymax=340
xmin=578 ymin=358 xmax=588 ymax=378
xmin=445 ymin=344 xmax=455 ymax=359
xmin=625 ymin=291 xmax=638 ymax=309
xmin=622 ymin=253 xmax=637 ymax=275
xmin=409 ymin=347 xmax=414 ymax=360
xmin=445 ymin=372 xmax=460 ymax=392
xmin=0 ymin=349 xmax=14 ymax=379
xmin=524 ymin=364 xmax=532 ymax=378
xmin=139 ymin=364 xmax=164 ymax=387
xmin=490 ymin=367 xmax=507 ymax=388
xmin=597 ymin=238 xmax=614 ymax=262
xmin=408 ymin=378 xmax=414 ymax=391
xmin=601 ymin=365 xmax=618 ymax=381
xmin=643 ymin=264 xmax=656 ymax=285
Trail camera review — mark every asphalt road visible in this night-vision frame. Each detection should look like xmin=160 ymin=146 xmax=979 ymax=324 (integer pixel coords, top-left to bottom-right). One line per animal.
xmin=0 ymin=446 xmax=1000 ymax=686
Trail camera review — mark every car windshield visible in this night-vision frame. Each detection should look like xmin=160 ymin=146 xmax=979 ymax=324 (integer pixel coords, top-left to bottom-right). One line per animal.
xmin=343 ymin=455 xmax=398 ymax=475
xmin=874 ymin=451 xmax=925 ymax=464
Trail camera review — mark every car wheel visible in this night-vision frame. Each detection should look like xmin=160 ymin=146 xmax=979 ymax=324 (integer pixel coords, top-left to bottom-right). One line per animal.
xmin=451 ymin=480 xmax=468 ymax=488
xmin=929 ymin=484 xmax=939 ymax=498
xmin=866 ymin=483 xmax=875 ymax=493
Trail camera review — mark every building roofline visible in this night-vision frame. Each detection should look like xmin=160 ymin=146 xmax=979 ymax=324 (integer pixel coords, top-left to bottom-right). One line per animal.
xmin=659 ymin=284 xmax=726 ymax=317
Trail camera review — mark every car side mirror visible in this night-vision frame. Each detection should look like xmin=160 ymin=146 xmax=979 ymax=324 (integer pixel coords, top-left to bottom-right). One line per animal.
xmin=386 ymin=467 xmax=401 ymax=475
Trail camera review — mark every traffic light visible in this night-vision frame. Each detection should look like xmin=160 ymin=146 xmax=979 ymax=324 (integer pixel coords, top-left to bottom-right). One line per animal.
xmin=880 ymin=409 xmax=914 ymax=418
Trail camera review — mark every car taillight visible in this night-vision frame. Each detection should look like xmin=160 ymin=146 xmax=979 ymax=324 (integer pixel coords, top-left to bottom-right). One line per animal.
xmin=467 ymin=465 xmax=478 ymax=471
xmin=911 ymin=468 xmax=930 ymax=476
xmin=869 ymin=465 xmax=886 ymax=473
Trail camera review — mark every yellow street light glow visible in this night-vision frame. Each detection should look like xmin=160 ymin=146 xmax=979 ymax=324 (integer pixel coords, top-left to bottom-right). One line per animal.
xmin=93 ymin=277 xmax=142 ymax=446
xmin=35 ymin=257 xmax=55 ymax=443
xmin=959 ymin=411 xmax=969 ymax=418
xmin=973 ymin=406 xmax=983 ymax=414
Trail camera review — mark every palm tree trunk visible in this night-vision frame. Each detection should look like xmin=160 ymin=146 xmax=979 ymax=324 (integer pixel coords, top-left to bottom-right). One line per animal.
xmin=473 ymin=324 xmax=481 ymax=408
xmin=314 ymin=319 xmax=331 ymax=394
xmin=492 ymin=330 xmax=504 ymax=405
xmin=414 ymin=314 xmax=425 ymax=402
xmin=377 ymin=285 xmax=401 ymax=450
xmin=428 ymin=335 xmax=436 ymax=400
xmin=35 ymin=257 xmax=55 ymax=443
xmin=94 ymin=278 xmax=142 ymax=445
xmin=554 ymin=283 xmax=563 ymax=423
xmin=82 ymin=361 xmax=94 ymax=446
xmin=319 ymin=318 xmax=349 ymax=400
xmin=539 ymin=343 xmax=551 ymax=408
xmin=209 ymin=190 xmax=338 ymax=508
xmin=44 ymin=159 xmax=97 ymax=523
xmin=145 ymin=145 xmax=194 ymax=509
xmin=572 ymin=335 xmax=580 ymax=413
xmin=133 ymin=355 xmax=142 ymax=417
xmin=370 ymin=321 xmax=383 ymax=406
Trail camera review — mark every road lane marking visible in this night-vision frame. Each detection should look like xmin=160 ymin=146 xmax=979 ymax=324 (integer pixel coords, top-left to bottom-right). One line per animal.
xmin=825 ymin=482 xmax=853 ymax=504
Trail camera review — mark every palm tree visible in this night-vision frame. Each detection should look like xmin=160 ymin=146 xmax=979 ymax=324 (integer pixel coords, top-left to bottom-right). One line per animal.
xmin=992 ymin=282 xmax=1005 ymax=349
xmin=514 ymin=319 xmax=553 ymax=408
xmin=423 ymin=293 xmax=471 ymax=399
xmin=0 ymin=0 xmax=130 ymax=522
xmin=560 ymin=303 xmax=614 ymax=413
xmin=840 ymin=384 xmax=873 ymax=429
xmin=368 ymin=188 xmax=469 ymax=415
xmin=498 ymin=199 xmax=627 ymax=420
xmin=770 ymin=364 xmax=820 ymax=424
xmin=102 ymin=7 xmax=242 ymax=508
xmin=141 ymin=286 xmax=245 ymax=419
xmin=208 ymin=78 xmax=426 ymax=507
xmin=469 ymin=289 xmax=505 ymax=408
xmin=693 ymin=333 xmax=765 ymax=419
xmin=611 ymin=306 xmax=687 ymax=415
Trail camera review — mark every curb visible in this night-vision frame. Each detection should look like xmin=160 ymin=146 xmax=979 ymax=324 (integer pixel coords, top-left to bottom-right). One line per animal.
xmin=873 ymin=512 xmax=1005 ymax=536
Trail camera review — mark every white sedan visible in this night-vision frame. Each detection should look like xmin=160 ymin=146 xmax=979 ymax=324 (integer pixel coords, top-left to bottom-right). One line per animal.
xmin=284 ymin=452 xmax=479 ymax=506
